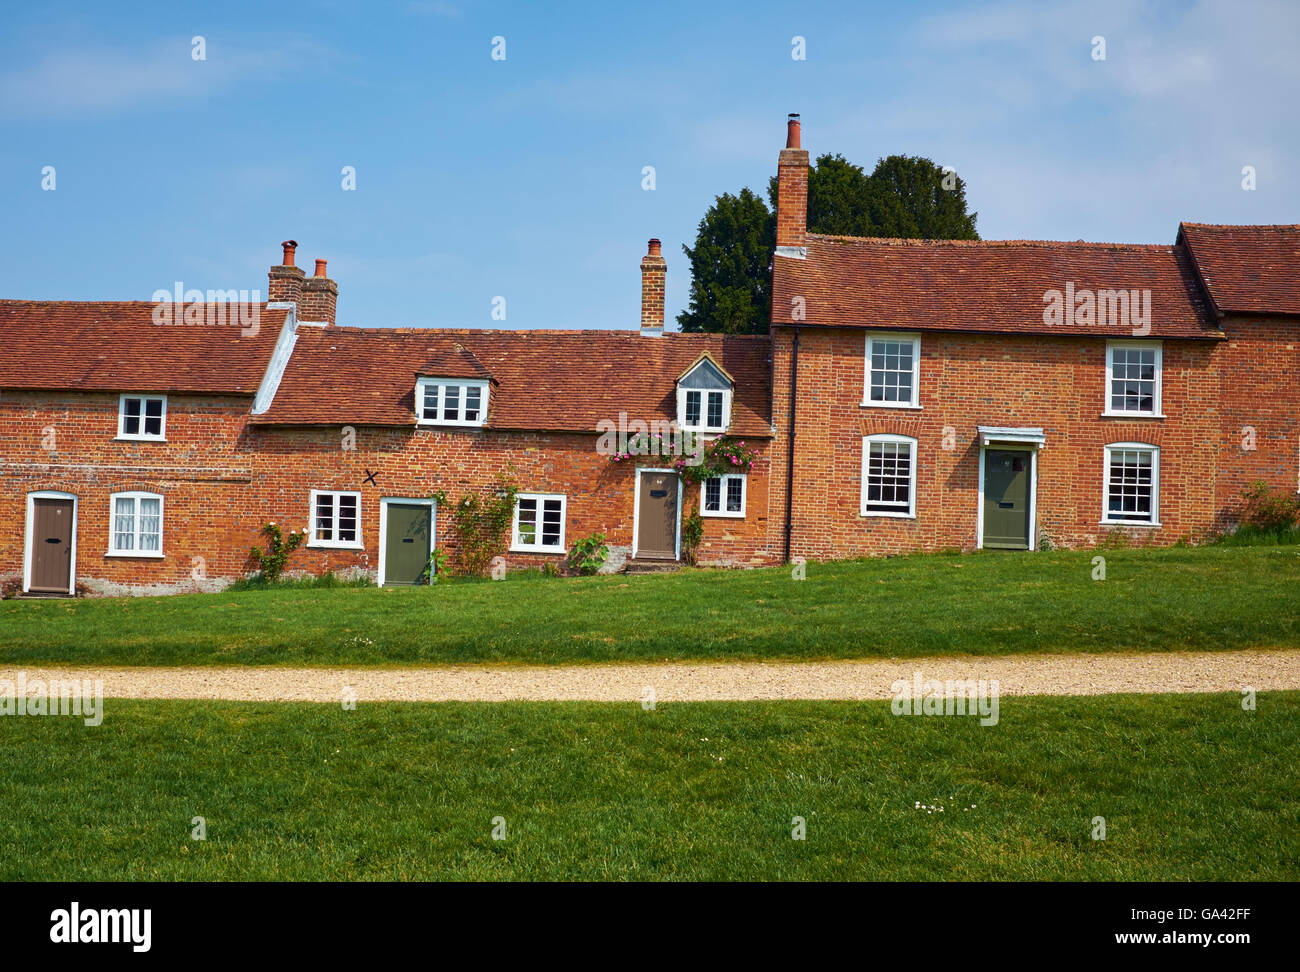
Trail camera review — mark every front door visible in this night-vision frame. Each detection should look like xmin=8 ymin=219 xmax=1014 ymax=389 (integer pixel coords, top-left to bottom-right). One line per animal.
xmin=29 ymin=497 xmax=75 ymax=593
xmin=983 ymin=450 xmax=1031 ymax=549
xmin=636 ymin=471 xmax=679 ymax=560
xmin=383 ymin=502 xmax=432 ymax=585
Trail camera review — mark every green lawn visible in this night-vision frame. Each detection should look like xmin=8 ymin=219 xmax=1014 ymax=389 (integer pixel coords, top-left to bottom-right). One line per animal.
xmin=2 ymin=546 xmax=1298 ymax=666
xmin=0 ymin=692 xmax=1293 ymax=880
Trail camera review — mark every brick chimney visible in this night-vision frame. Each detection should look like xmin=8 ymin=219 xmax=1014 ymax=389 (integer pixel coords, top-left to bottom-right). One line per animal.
xmin=299 ymin=257 xmax=338 ymax=326
xmin=775 ymin=114 xmax=808 ymax=259
xmin=640 ymin=238 xmax=666 ymax=336
xmin=268 ymin=240 xmax=305 ymax=304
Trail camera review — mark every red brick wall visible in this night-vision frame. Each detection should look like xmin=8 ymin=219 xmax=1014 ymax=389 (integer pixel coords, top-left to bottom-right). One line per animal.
xmin=1 ymin=389 xmax=777 ymax=592
xmin=768 ymin=322 xmax=1299 ymax=561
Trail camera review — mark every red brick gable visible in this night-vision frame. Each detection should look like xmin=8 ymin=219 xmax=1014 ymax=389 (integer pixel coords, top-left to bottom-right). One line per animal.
xmin=253 ymin=327 xmax=774 ymax=436
xmin=1178 ymin=223 xmax=1300 ymax=317
xmin=771 ymin=233 xmax=1219 ymax=339
xmin=0 ymin=300 xmax=287 ymax=394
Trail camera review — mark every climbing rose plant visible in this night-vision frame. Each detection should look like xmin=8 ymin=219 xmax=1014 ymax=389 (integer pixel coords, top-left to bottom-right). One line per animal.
xmin=248 ymin=522 xmax=305 ymax=583
xmin=611 ymin=435 xmax=757 ymax=485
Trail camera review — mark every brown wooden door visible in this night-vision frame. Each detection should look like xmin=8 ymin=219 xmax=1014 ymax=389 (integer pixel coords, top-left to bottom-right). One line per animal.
xmin=636 ymin=472 xmax=679 ymax=560
xmin=30 ymin=498 xmax=74 ymax=593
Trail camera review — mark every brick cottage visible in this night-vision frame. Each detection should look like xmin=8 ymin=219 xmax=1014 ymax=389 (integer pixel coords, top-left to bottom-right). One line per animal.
xmin=3 ymin=115 xmax=1298 ymax=595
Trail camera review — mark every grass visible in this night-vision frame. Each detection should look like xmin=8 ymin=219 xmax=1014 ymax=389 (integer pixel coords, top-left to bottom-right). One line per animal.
xmin=2 ymin=545 xmax=1298 ymax=666
xmin=0 ymin=692 xmax=1293 ymax=880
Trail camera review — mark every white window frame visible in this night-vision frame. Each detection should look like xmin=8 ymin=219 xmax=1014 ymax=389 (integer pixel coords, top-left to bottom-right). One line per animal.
xmin=416 ymin=378 xmax=489 ymax=427
xmin=1103 ymin=341 xmax=1163 ymax=418
xmin=309 ymin=489 xmax=363 ymax=549
xmin=700 ymin=473 xmax=747 ymax=518
xmin=862 ymin=333 xmax=922 ymax=409
xmin=1101 ymin=442 xmax=1161 ymax=527
xmin=116 ymin=394 xmax=167 ymax=441
xmin=511 ymin=492 xmax=567 ymax=554
xmin=861 ymin=434 xmax=917 ymax=518
xmin=677 ymin=387 xmax=732 ymax=435
xmin=107 ymin=490 xmax=165 ymax=558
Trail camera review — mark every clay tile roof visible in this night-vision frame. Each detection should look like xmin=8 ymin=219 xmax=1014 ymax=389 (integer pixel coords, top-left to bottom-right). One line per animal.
xmin=771 ymin=233 xmax=1219 ymax=339
xmin=253 ymin=327 xmax=773 ymax=436
xmin=1178 ymin=223 xmax=1300 ymax=317
xmin=416 ymin=343 xmax=496 ymax=382
xmin=0 ymin=300 xmax=286 ymax=394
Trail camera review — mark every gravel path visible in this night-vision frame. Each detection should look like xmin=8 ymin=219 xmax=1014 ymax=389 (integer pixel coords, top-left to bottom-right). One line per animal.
xmin=3 ymin=649 xmax=1297 ymax=702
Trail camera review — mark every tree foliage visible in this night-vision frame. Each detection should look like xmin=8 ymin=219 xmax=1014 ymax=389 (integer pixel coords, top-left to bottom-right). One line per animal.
xmin=679 ymin=154 xmax=979 ymax=333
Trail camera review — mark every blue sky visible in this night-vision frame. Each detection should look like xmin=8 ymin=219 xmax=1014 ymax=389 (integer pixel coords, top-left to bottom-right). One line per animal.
xmin=2 ymin=0 xmax=1297 ymax=330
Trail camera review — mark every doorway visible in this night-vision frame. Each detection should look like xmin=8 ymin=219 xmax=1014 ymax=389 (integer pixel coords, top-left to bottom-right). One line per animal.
xmin=634 ymin=470 xmax=680 ymax=560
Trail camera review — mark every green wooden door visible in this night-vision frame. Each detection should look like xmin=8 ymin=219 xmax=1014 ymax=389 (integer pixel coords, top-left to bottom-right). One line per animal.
xmin=983 ymin=450 xmax=1031 ymax=549
xmin=384 ymin=503 xmax=431 ymax=585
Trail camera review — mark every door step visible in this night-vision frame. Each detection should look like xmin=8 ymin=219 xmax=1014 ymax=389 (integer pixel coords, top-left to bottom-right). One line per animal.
xmin=622 ymin=559 xmax=683 ymax=575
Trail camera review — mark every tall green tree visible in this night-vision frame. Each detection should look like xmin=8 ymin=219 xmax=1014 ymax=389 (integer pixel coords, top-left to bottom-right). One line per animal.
xmin=676 ymin=187 xmax=774 ymax=334
xmin=679 ymin=153 xmax=979 ymax=333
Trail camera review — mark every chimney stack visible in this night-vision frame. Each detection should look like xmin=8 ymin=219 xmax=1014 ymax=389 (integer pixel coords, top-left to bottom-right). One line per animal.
xmin=775 ymin=114 xmax=808 ymax=259
xmin=640 ymin=238 xmax=667 ymax=336
xmin=268 ymin=239 xmax=305 ymax=304
xmin=300 ymin=256 xmax=338 ymax=326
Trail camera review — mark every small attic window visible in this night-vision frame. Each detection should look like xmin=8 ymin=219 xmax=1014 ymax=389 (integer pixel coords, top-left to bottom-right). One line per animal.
xmin=677 ymin=357 xmax=732 ymax=434
xmin=416 ymin=378 xmax=489 ymax=427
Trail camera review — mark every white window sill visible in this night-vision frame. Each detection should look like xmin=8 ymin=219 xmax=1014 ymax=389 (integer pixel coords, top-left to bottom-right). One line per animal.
xmin=105 ymin=550 xmax=165 ymax=559
xmin=861 ymin=510 xmax=916 ymax=519
xmin=307 ymin=541 xmax=364 ymax=551
xmin=1099 ymin=520 xmax=1162 ymax=528
xmin=416 ymin=419 xmax=486 ymax=428
xmin=114 ymin=435 xmax=167 ymax=443
xmin=509 ymin=545 xmax=565 ymax=555
xmin=701 ymin=510 xmax=746 ymax=519
xmin=1100 ymin=412 xmax=1165 ymax=420
xmin=680 ymin=428 xmax=728 ymax=437
xmin=860 ymin=401 xmax=922 ymax=410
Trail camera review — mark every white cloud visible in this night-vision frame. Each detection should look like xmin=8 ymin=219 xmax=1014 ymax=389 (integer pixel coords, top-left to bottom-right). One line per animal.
xmin=0 ymin=37 xmax=332 ymax=118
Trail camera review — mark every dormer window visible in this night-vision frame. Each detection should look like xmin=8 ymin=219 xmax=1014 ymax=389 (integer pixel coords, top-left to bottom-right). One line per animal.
xmin=117 ymin=394 xmax=166 ymax=441
xmin=676 ymin=356 xmax=732 ymax=435
xmin=417 ymin=378 xmax=489 ymax=427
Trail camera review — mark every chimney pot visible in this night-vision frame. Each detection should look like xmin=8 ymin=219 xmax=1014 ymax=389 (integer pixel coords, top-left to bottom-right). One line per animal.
xmin=647 ymin=238 xmax=662 ymax=257
xmin=314 ymin=258 xmax=328 ymax=278
xmin=786 ymin=113 xmax=801 ymax=149
xmin=281 ymin=240 xmax=298 ymax=267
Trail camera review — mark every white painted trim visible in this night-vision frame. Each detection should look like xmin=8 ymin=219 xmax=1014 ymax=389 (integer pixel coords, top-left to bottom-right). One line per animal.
xmin=774 ymin=246 xmax=806 ymax=260
xmin=23 ymin=490 xmax=78 ymax=594
xmin=1100 ymin=442 xmax=1161 ymax=527
xmin=861 ymin=434 xmax=918 ymax=519
xmin=307 ymin=489 xmax=364 ymax=549
xmin=977 ymin=443 xmax=1039 ymax=551
xmin=116 ymin=393 xmax=167 ymax=441
xmin=377 ymin=497 xmax=436 ymax=587
xmin=415 ymin=378 xmax=490 ymax=427
xmin=978 ymin=426 xmax=1047 ymax=447
xmin=863 ymin=332 xmax=922 ymax=409
xmin=252 ymin=303 xmax=299 ymax=415
xmin=1104 ymin=340 xmax=1163 ymax=418
xmin=106 ymin=490 xmax=165 ymax=557
xmin=700 ymin=473 xmax=747 ymax=518
xmin=632 ymin=468 xmax=682 ymax=560
xmin=510 ymin=492 xmax=568 ymax=554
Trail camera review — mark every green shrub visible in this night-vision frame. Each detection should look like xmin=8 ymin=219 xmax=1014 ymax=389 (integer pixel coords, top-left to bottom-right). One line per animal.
xmin=566 ymin=532 xmax=608 ymax=575
xmin=1240 ymin=481 xmax=1300 ymax=532
xmin=247 ymin=523 xmax=305 ymax=583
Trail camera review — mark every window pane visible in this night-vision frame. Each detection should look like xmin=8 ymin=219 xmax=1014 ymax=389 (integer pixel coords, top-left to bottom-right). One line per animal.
xmin=464 ymin=386 xmax=481 ymax=422
xmin=704 ymin=478 xmax=720 ymax=512
xmin=114 ymin=497 xmax=135 ymax=550
xmin=869 ymin=340 xmax=915 ymax=405
xmin=123 ymin=398 xmax=141 ymax=435
xmin=139 ymin=497 xmax=161 ymax=551
xmin=541 ymin=499 xmax=562 ymax=547
xmin=442 ymin=385 xmax=460 ymax=421
xmin=422 ymin=385 xmax=439 ymax=420
xmin=726 ymin=477 xmax=743 ymax=512
xmin=1107 ymin=450 xmax=1154 ymax=521
xmin=685 ymin=391 xmax=701 ymax=426
xmin=865 ymin=441 xmax=912 ymax=512
xmin=315 ymin=494 xmax=334 ymax=541
xmin=337 ymin=494 xmax=358 ymax=542
xmin=517 ymin=498 xmax=537 ymax=545
xmin=707 ymin=392 xmax=724 ymax=428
